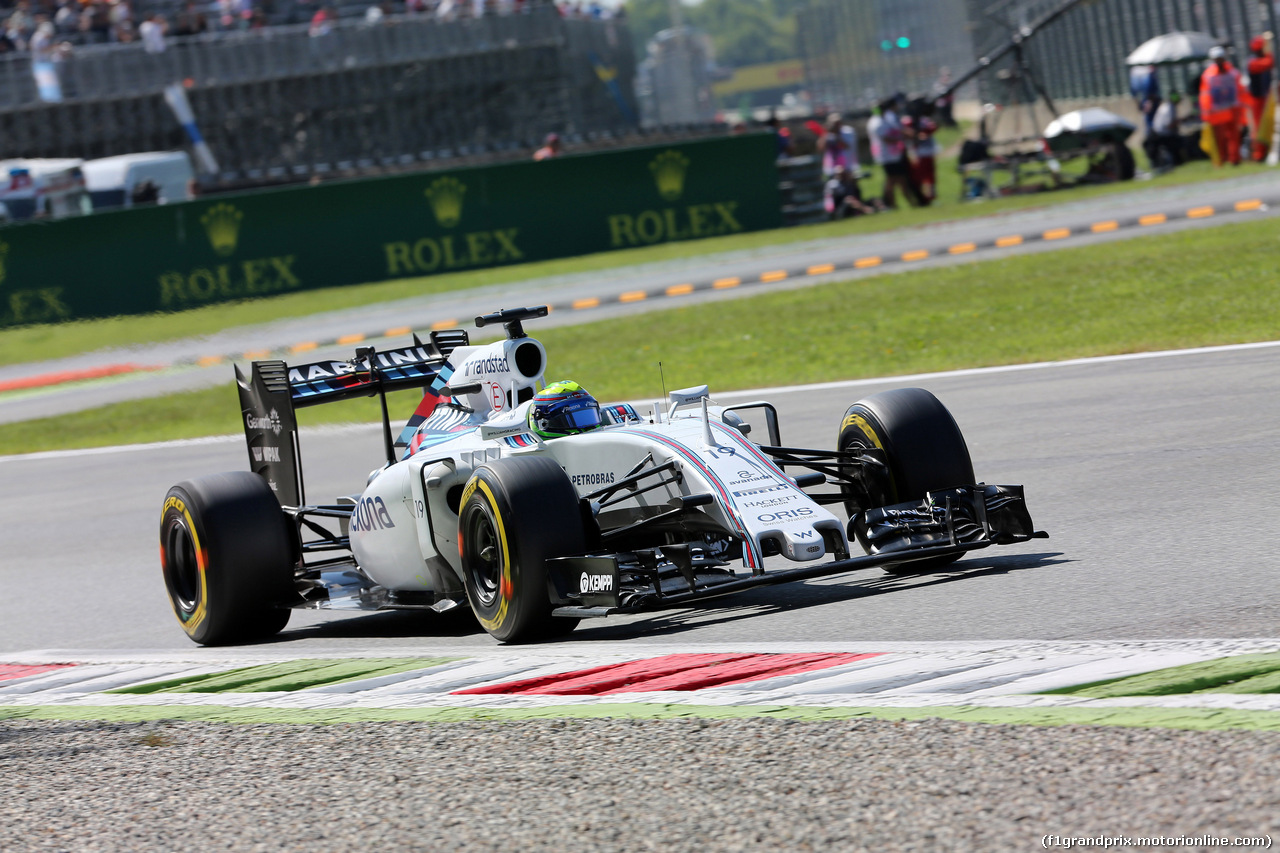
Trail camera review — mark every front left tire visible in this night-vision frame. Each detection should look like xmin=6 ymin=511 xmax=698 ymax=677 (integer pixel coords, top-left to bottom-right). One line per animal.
xmin=459 ymin=456 xmax=586 ymax=643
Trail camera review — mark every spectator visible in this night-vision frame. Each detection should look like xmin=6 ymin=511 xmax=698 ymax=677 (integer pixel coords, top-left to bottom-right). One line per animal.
xmin=1246 ymin=34 xmax=1274 ymax=162
xmin=821 ymin=112 xmax=858 ymax=178
xmin=533 ymin=132 xmax=561 ymax=160
xmin=6 ymin=0 xmax=34 ymax=49
xmin=81 ymin=0 xmax=112 ymax=44
xmin=28 ymin=17 xmax=54 ymax=60
xmin=139 ymin=12 xmax=166 ymax=52
xmin=172 ymin=1 xmax=208 ymax=36
xmin=866 ymin=93 xmax=914 ymax=209
xmin=53 ymin=0 xmax=76 ymax=35
xmin=903 ymin=101 xmax=939 ymax=205
xmin=1199 ymin=45 xmax=1248 ymax=166
xmin=131 ymin=179 xmax=160 ymax=205
xmin=1146 ymin=91 xmax=1183 ymax=171
xmin=108 ymin=0 xmax=132 ymax=43
xmin=216 ymin=0 xmax=234 ymax=30
xmin=765 ymin=115 xmax=791 ymax=159
xmin=824 ymin=166 xmax=879 ymax=219
xmin=308 ymin=5 xmax=334 ymax=36
xmin=1130 ymin=63 xmax=1162 ymax=168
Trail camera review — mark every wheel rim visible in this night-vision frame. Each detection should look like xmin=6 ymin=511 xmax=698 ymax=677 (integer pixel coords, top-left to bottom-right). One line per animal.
xmin=463 ymin=503 xmax=503 ymax=608
xmin=162 ymin=516 xmax=200 ymax=614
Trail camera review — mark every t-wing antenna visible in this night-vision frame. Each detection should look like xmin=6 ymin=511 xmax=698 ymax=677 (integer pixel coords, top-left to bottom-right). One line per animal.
xmin=474 ymin=305 xmax=549 ymax=340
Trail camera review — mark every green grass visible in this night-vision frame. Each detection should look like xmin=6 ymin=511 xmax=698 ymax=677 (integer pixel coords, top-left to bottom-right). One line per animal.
xmin=1044 ymin=653 xmax=1280 ymax=698
xmin=0 ymin=153 xmax=1268 ymax=368
xmin=3 ymin=217 xmax=1277 ymax=455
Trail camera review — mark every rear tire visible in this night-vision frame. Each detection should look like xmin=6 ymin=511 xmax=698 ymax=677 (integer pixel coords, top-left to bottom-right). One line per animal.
xmin=838 ymin=388 xmax=975 ymax=574
xmin=160 ymin=472 xmax=296 ymax=645
xmin=459 ymin=456 xmax=585 ymax=643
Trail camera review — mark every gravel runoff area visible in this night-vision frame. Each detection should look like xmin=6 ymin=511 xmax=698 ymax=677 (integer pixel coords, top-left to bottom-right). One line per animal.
xmin=4 ymin=717 xmax=1280 ymax=852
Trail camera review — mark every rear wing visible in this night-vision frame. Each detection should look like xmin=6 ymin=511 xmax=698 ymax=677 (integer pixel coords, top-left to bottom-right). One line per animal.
xmin=235 ymin=328 xmax=469 ymax=507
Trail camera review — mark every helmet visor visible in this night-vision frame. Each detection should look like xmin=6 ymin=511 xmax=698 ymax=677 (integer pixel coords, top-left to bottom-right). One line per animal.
xmin=542 ymin=397 xmax=602 ymax=433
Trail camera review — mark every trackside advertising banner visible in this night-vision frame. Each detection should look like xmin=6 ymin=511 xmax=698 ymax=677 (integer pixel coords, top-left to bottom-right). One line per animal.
xmin=0 ymin=135 xmax=781 ymax=328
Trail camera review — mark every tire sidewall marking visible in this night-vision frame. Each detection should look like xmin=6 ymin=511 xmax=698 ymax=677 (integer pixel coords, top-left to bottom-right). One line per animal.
xmin=162 ymin=494 xmax=208 ymax=634
xmin=841 ymin=412 xmax=884 ymax=451
xmin=469 ymin=477 xmax=512 ymax=633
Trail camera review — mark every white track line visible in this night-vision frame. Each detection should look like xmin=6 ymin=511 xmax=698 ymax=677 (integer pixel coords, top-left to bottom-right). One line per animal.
xmin=3 ymin=340 xmax=1278 ymax=464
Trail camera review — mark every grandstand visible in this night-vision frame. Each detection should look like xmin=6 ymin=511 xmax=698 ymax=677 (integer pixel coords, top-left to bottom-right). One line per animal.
xmin=0 ymin=3 xmax=642 ymax=183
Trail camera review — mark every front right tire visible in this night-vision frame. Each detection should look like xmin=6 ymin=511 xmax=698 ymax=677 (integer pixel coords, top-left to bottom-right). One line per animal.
xmin=838 ymin=387 xmax=976 ymax=574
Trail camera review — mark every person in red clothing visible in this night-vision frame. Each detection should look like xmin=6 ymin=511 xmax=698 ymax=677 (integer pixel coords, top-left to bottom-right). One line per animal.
xmin=1246 ymin=34 xmax=1274 ymax=161
xmin=902 ymin=102 xmax=939 ymax=205
xmin=1199 ymin=46 xmax=1248 ymax=165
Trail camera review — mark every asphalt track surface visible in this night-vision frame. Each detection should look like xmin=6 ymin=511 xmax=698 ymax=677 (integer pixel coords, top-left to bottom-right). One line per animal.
xmin=1 ymin=171 xmax=1278 ymax=424
xmin=3 ymin=341 xmax=1278 ymax=656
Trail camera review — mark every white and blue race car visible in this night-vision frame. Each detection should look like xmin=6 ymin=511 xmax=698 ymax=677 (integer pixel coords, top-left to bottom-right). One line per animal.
xmin=160 ymin=306 xmax=1044 ymax=644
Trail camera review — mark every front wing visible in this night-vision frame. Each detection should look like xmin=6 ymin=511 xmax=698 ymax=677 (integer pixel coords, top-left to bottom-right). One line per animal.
xmin=548 ymin=484 xmax=1046 ymax=616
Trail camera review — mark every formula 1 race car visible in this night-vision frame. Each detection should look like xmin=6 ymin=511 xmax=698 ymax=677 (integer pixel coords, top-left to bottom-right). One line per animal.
xmin=160 ymin=306 xmax=1045 ymax=645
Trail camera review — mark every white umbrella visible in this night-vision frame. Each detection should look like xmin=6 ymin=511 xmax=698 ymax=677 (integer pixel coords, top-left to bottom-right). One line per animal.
xmin=1125 ymin=31 xmax=1221 ymax=66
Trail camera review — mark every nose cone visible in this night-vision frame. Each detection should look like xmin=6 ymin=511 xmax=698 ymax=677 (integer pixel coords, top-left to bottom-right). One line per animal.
xmin=778 ymin=529 xmax=826 ymax=561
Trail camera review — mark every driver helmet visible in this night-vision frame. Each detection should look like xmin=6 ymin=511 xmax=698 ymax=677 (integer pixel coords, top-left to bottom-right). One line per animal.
xmin=528 ymin=380 xmax=602 ymax=439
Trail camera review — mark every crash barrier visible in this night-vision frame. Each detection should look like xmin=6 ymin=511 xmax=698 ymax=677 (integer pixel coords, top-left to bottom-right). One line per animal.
xmin=0 ymin=10 xmax=636 ymax=178
xmin=0 ymin=134 xmax=782 ymax=328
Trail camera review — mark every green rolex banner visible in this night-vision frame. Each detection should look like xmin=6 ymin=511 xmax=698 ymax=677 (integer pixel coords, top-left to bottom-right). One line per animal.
xmin=0 ymin=134 xmax=782 ymax=328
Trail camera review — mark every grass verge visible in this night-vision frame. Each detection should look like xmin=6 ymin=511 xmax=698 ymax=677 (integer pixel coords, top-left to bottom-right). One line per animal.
xmin=4 ymin=702 xmax=1280 ymax=731
xmin=0 ymin=155 xmax=1268 ymax=368
xmin=2 ymin=218 xmax=1277 ymax=455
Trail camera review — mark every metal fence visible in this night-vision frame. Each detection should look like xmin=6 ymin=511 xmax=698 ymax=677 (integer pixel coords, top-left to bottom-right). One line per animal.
xmin=796 ymin=0 xmax=978 ymax=111
xmin=0 ymin=7 xmax=638 ymax=179
xmin=965 ymin=0 xmax=1277 ymax=103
